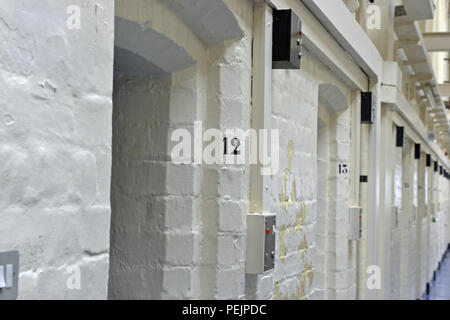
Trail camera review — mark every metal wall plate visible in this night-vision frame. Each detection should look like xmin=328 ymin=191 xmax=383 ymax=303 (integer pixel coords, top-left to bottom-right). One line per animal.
xmin=264 ymin=215 xmax=276 ymax=271
xmin=246 ymin=213 xmax=276 ymax=274
xmin=348 ymin=207 xmax=362 ymax=240
xmin=0 ymin=251 xmax=19 ymax=300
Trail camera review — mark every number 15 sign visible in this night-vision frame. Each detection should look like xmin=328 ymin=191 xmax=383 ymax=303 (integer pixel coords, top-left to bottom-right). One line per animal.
xmin=338 ymin=164 xmax=349 ymax=176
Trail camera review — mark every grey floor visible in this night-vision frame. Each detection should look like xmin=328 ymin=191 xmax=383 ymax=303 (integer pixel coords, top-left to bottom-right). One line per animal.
xmin=425 ymin=250 xmax=450 ymax=300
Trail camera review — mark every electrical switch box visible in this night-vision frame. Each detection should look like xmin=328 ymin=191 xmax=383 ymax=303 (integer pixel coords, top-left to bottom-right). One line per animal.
xmin=0 ymin=251 xmax=19 ymax=300
xmin=348 ymin=207 xmax=362 ymax=240
xmin=361 ymin=92 xmax=376 ymax=124
xmin=246 ymin=213 xmax=276 ymax=274
xmin=272 ymin=9 xmax=302 ymax=69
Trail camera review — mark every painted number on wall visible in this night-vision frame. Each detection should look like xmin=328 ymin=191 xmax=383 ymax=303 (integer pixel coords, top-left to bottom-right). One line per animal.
xmin=223 ymin=137 xmax=241 ymax=155
xmin=338 ymin=164 xmax=348 ymax=175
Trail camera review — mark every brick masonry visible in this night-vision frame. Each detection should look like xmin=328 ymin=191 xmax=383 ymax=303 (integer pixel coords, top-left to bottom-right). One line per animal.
xmin=0 ymin=0 xmax=449 ymax=300
xmin=0 ymin=0 xmax=114 ymax=299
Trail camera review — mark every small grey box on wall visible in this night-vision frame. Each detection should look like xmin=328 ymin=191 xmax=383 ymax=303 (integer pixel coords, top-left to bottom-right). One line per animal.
xmin=348 ymin=207 xmax=362 ymax=240
xmin=246 ymin=213 xmax=276 ymax=274
xmin=0 ymin=251 xmax=19 ymax=300
xmin=272 ymin=9 xmax=302 ymax=69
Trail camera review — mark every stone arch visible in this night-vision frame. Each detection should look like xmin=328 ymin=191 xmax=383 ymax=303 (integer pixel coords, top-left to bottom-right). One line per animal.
xmin=109 ymin=0 xmax=246 ymax=300
xmin=160 ymin=0 xmax=243 ymax=45
xmin=114 ymin=0 xmax=244 ymax=77
xmin=318 ymin=83 xmax=349 ymax=114
xmin=114 ymin=17 xmax=195 ymax=77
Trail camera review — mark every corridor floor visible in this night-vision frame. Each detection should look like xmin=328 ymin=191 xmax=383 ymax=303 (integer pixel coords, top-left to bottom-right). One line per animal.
xmin=425 ymin=250 xmax=450 ymax=300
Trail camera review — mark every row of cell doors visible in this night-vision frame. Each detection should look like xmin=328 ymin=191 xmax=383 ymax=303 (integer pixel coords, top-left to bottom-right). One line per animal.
xmin=315 ymin=98 xmax=447 ymax=300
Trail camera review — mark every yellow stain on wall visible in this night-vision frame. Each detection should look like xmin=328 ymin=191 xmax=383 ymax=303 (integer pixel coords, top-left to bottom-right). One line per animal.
xmin=274 ymin=139 xmax=313 ymax=300
xmin=279 ymin=140 xmax=297 ymax=209
xmin=279 ymin=172 xmax=297 ymax=209
xmin=294 ymin=202 xmax=306 ymax=232
xmin=273 ymin=255 xmax=313 ymax=299
xmin=274 ymin=282 xmax=288 ymax=300
xmin=301 ymin=262 xmax=314 ymax=289
xmin=287 ymin=140 xmax=294 ymax=170
xmin=274 ymin=281 xmax=307 ymax=300
xmin=291 ymin=177 xmax=297 ymax=203
xmin=279 ymin=173 xmax=297 ymax=209
xmin=279 ymin=170 xmax=290 ymax=209
xmin=297 ymin=234 xmax=308 ymax=262
xmin=294 ymin=282 xmax=308 ymax=300
xmin=298 ymin=276 xmax=307 ymax=299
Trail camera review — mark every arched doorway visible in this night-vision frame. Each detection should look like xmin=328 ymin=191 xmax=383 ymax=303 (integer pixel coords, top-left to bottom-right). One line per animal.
xmin=316 ymin=83 xmax=349 ymax=299
xmin=109 ymin=0 xmax=245 ymax=299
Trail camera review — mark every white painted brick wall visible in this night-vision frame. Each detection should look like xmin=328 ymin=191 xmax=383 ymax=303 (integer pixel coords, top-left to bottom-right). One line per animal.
xmin=202 ymin=0 xmax=253 ymax=299
xmin=0 ymin=0 xmax=114 ymax=299
xmin=270 ymin=50 xmax=354 ymax=300
xmin=109 ymin=0 xmax=253 ymax=300
xmin=108 ymin=0 xmax=359 ymax=300
xmin=2 ymin=0 xmax=448 ymax=301
xmin=109 ymin=68 xmax=202 ymax=299
xmin=389 ymin=146 xmax=402 ymax=300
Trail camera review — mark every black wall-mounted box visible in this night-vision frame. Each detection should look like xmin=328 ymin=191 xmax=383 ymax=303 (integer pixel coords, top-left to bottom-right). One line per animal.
xmin=272 ymin=9 xmax=302 ymax=69
xmin=435 ymin=161 xmax=438 ymax=172
xmin=361 ymin=92 xmax=376 ymax=124
xmin=414 ymin=144 xmax=421 ymax=159
xmin=426 ymin=154 xmax=431 ymax=167
xmin=440 ymin=166 xmax=443 ymax=175
xmin=396 ymin=126 xmax=404 ymax=147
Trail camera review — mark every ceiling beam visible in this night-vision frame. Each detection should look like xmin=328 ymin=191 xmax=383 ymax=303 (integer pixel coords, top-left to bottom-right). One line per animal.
xmin=423 ymin=32 xmax=450 ymax=51
xmin=439 ymin=83 xmax=450 ymax=97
